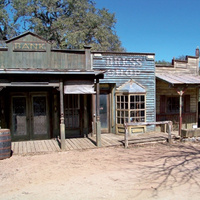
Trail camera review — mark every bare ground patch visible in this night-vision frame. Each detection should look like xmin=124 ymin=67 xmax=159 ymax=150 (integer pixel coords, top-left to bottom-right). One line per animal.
xmin=0 ymin=142 xmax=200 ymax=200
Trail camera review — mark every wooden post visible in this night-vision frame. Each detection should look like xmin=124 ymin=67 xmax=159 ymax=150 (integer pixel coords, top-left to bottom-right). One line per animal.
xmin=124 ymin=123 xmax=128 ymax=148
xmin=177 ymin=88 xmax=186 ymax=136
xmin=96 ymin=79 xmax=101 ymax=147
xmin=59 ymin=80 xmax=65 ymax=150
xmin=168 ymin=122 xmax=172 ymax=145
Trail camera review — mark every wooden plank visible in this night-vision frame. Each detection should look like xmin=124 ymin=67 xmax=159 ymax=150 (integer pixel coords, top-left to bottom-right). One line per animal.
xmin=67 ymin=139 xmax=80 ymax=150
xmin=51 ymin=139 xmax=61 ymax=151
xmin=13 ymin=142 xmax=19 ymax=155
xmin=18 ymin=142 xmax=23 ymax=154
xmin=101 ymin=137 xmax=112 ymax=147
xmin=30 ymin=141 xmax=36 ymax=153
xmin=40 ymin=140 xmax=49 ymax=151
xmin=103 ymin=135 xmax=120 ymax=146
xmin=22 ymin=141 xmax=27 ymax=154
xmin=73 ymin=138 xmax=84 ymax=149
xmin=46 ymin=140 xmax=58 ymax=151
xmin=34 ymin=141 xmax=41 ymax=153
xmin=65 ymin=140 xmax=74 ymax=150
xmin=43 ymin=140 xmax=52 ymax=151
xmin=11 ymin=142 xmax=14 ymax=152
xmin=78 ymin=138 xmax=92 ymax=149
xmin=83 ymin=138 xmax=96 ymax=148
xmin=26 ymin=141 xmax=32 ymax=153
xmin=70 ymin=139 xmax=83 ymax=150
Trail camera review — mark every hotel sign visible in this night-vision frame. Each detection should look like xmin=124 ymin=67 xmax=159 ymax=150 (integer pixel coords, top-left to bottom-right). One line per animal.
xmin=13 ymin=42 xmax=46 ymax=51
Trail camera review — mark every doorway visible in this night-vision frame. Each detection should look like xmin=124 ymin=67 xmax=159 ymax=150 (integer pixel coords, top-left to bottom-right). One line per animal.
xmin=11 ymin=92 xmax=49 ymax=141
xmin=100 ymin=94 xmax=110 ymax=133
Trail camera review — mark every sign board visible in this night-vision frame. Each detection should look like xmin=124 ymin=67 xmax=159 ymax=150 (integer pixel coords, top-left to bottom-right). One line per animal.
xmin=13 ymin=42 xmax=46 ymax=51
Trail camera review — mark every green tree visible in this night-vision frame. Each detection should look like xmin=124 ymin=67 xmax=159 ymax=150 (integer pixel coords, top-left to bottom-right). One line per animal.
xmin=0 ymin=0 xmax=17 ymax=40
xmin=155 ymin=60 xmax=171 ymax=65
xmin=11 ymin=0 xmax=124 ymax=51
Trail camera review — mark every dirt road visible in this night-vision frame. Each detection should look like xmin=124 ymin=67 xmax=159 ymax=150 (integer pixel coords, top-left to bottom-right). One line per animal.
xmin=0 ymin=142 xmax=200 ymax=200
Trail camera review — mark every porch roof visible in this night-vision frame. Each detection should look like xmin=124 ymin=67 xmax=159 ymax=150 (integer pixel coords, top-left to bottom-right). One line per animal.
xmin=0 ymin=68 xmax=104 ymax=76
xmin=156 ymin=73 xmax=200 ymax=85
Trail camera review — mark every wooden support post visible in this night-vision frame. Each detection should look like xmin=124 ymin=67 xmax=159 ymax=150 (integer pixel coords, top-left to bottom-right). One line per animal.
xmin=83 ymin=94 xmax=88 ymax=137
xmin=124 ymin=124 xmax=128 ymax=148
xmin=177 ymin=88 xmax=186 ymax=136
xmin=168 ymin=122 xmax=172 ymax=145
xmin=96 ymin=79 xmax=101 ymax=147
xmin=59 ymin=80 xmax=65 ymax=150
xmin=179 ymin=91 xmax=183 ymax=136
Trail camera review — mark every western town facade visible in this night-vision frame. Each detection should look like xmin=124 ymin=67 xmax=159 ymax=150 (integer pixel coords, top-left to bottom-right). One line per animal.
xmin=0 ymin=32 xmax=104 ymax=148
xmin=156 ymin=49 xmax=200 ymax=134
xmin=0 ymin=32 xmax=156 ymax=146
xmin=1 ymin=31 xmax=200 ymax=148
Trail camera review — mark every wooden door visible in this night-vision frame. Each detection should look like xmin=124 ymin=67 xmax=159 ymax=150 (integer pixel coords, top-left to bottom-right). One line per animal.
xmin=11 ymin=93 xmax=49 ymax=141
xmin=100 ymin=94 xmax=110 ymax=133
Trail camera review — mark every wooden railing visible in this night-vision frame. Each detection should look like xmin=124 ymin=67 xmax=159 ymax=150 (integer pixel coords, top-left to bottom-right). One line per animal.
xmin=124 ymin=121 xmax=172 ymax=148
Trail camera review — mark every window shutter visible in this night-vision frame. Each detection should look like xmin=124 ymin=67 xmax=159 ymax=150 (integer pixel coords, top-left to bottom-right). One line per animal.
xmin=184 ymin=95 xmax=190 ymax=113
xmin=160 ymin=95 xmax=166 ymax=114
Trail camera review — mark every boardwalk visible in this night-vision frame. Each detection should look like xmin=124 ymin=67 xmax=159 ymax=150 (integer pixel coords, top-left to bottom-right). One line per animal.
xmin=11 ymin=132 xmax=171 ymax=155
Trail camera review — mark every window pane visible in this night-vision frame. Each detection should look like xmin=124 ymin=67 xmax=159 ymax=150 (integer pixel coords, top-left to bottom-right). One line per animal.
xmin=125 ymin=95 xmax=128 ymax=102
xmin=121 ymin=96 xmax=124 ymax=102
xmin=130 ymin=96 xmax=134 ymax=102
xmin=117 ymin=118 xmax=120 ymax=124
xmin=117 ymin=111 xmax=120 ymax=117
xmin=117 ymin=96 xmax=120 ymax=102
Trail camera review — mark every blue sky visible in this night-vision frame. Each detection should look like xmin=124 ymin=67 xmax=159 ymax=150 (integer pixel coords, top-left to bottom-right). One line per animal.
xmin=95 ymin=0 xmax=200 ymax=62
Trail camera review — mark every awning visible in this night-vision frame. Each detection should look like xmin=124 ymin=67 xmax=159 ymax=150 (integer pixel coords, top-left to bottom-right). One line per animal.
xmin=64 ymin=80 xmax=95 ymax=94
xmin=156 ymin=73 xmax=200 ymax=85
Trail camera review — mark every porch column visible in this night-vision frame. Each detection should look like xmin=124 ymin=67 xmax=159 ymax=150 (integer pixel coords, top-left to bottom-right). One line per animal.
xmin=59 ymin=80 xmax=65 ymax=150
xmin=177 ymin=89 xmax=185 ymax=136
xmin=96 ymin=78 xmax=101 ymax=147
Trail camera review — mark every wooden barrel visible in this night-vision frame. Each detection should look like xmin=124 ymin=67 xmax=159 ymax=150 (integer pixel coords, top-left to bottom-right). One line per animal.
xmin=0 ymin=129 xmax=11 ymax=160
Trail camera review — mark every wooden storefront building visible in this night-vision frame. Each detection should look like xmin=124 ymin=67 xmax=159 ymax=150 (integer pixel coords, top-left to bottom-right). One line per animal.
xmin=0 ymin=31 xmax=158 ymax=147
xmin=0 ymin=32 xmax=103 ymax=148
xmin=92 ymin=52 xmax=156 ymax=134
xmin=156 ymin=49 xmax=200 ymax=134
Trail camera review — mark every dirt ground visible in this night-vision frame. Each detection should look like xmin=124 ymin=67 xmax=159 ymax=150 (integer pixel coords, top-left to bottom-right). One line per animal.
xmin=0 ymin=142 xmax=200 ymax=200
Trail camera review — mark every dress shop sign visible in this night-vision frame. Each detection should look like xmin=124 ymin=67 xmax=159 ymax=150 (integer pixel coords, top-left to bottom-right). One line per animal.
xmin=13 ymin=42 xmax=46 ymax=51
xmin=105 ymin=56 xmax=144 ymax=77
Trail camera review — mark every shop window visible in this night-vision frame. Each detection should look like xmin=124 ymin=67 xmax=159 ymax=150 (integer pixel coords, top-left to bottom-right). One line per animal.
xmin=160 ymin=95 xmax=190 ymax=114
xmin=116 ymin=94 xmax=146 ymax=124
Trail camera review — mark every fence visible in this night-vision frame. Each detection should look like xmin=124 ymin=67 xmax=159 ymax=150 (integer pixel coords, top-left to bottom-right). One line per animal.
xmin=124 ymin=121 xmax=172 ymax=148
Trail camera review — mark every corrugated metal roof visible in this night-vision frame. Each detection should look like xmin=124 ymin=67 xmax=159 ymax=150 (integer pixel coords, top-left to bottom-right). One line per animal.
xmin=156 ymin=73 xmax=200 ymax=85
xmin=116 ymin=79 xmax=146 ymax=93
xmin=0 ymin=68 xmax=104 ymax=76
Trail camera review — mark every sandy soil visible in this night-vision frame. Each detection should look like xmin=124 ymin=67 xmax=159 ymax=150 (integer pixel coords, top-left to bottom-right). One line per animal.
xmin=0 ymin=142 xmax=200 ymax=200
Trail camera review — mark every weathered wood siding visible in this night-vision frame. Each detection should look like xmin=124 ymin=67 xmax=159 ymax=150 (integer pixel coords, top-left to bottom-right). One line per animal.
xmin=93 ymin=52 xmax=155 ymax=132
xmin=156 ymin=56 xmax=199 ymax=75
xmin=156 ymin=79 xmax=198 ymax=129
xmin=0 ymin=34 xmax=86 ymax=70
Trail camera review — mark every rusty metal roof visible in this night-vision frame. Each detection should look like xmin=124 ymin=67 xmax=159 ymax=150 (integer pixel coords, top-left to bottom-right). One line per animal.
xmin=156 ymin=73 xmax=200 ymax=85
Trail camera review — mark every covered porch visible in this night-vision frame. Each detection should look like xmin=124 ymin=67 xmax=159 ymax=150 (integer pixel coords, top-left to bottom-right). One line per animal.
xmin=11 ymin=132 xmax=172 ymax=155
